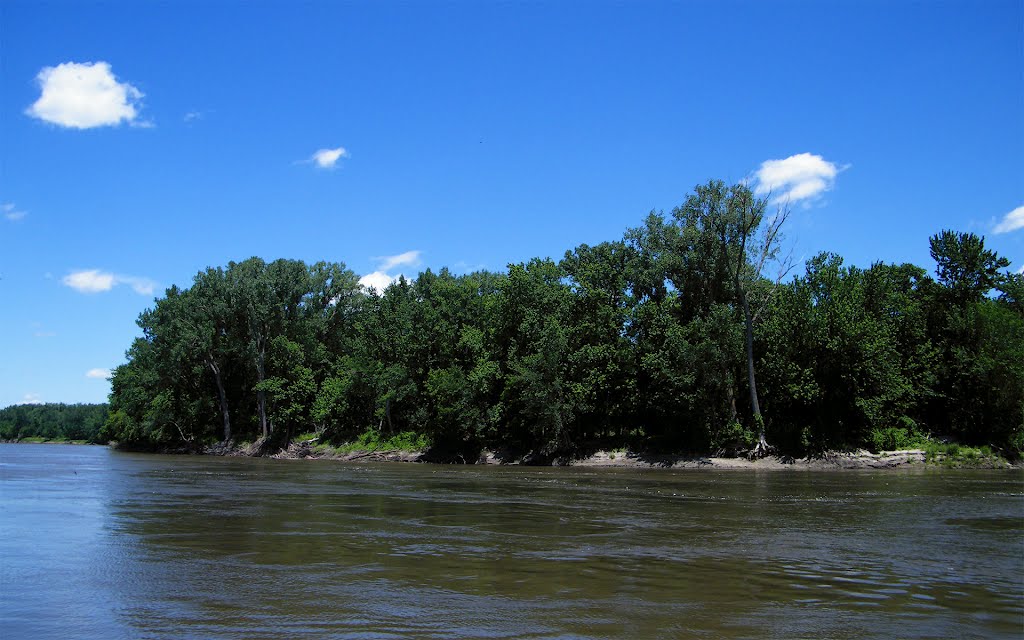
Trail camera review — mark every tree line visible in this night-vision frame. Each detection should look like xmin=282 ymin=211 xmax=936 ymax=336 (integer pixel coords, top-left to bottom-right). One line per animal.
xmin=0 ymin=403 xmax=109 ymax=443
xmin=100 ymin=180 xmax=1024 ymax=459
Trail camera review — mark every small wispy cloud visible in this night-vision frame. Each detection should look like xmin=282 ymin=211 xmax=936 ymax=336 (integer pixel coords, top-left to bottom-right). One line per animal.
xmin=993 ymin=205 xmax=1024 ymax=235
xmin=16 ymin=393 xmax=43 ymax=405
xmin=62 ymin=269 xmax=156 ymax=295
xmin=25 ymin=61 xmax=145 ymax=129
xmin=753 ymin=153 xmax=846 ymax=206
xmin=118 ymin=275 xmax=157 ymax=295
xmin=311 ymin=147 xmax=349 ymax=169
xmin=376 ymin=250 xmax=421 ymax=271
xmin=183 ymin=110 xmax=203 ymax=123
xmin=453 ymin=261 xmax=487 ymax=274
xmin=3 ymin=203 xmax=27 ymax=222
xmin=30 ymin=322 xmax=55 ymax=338
xmin=86 ymin=368 xmax=112 ymax=379
xmin=358 ymin=250 xmax=422 ymax=292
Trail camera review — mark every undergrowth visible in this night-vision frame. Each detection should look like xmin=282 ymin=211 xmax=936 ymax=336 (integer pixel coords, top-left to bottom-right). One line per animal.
xmin=305 ymin=430 xmax=431 ymax=455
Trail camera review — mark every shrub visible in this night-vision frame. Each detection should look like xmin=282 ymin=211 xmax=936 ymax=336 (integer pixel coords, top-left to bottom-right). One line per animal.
xmin=870 ymin=427 xmax=910 ymax=452
xmin=869 ymin=417 xmax=925 ymax=452
xmin=336 ymin=429 xmax=431 ymax=453
xmin=711 ymin=420 xmax=755 ymax=452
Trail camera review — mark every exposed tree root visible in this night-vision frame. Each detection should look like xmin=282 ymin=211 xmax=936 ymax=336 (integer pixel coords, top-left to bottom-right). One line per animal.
xmin=748 ymin=434 xmax=774 ymax=460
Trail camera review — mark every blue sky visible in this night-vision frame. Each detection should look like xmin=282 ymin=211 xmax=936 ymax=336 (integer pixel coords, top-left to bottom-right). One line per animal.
xmin=1 ymin=0 xmax=1021 ymax=407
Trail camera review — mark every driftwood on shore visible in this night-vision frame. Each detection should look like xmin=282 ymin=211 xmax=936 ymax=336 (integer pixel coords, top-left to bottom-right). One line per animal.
xmin=264 ymin=440 xmax=422 ymax=463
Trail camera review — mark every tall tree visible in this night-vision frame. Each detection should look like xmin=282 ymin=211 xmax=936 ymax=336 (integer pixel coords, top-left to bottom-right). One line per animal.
xmin=189 ymin=268 xmax=235 ymax=442
xmin=496 ymin=259 xmax=574 ymax=455
xmin=929 ymin=230 xmax=1009 ymax=303
xmin=925 ymin=232 xmax=1021 ymax=447
xmin=674 ymin=181 xmax=789 ymax=456
xmin=224 ymin=258 xmax=311 ymax=441
xmin=561 ymin=241 xmax=637 ymax=442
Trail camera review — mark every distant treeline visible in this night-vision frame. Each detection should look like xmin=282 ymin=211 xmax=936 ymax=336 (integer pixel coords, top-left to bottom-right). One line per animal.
xmin=0 ymin=403 xmax=109 ymax=443
xmin=102 ymin=180 xmax=1023 ymax=459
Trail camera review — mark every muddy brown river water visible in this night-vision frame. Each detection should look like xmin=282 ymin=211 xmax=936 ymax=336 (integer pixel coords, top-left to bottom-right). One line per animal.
xmin=1 ymin=443 xmax=1021 ymax=639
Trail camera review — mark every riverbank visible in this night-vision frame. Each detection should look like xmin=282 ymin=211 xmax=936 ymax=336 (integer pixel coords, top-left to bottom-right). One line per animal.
xmin=255 ymin=440 xmax=1018 ymax=470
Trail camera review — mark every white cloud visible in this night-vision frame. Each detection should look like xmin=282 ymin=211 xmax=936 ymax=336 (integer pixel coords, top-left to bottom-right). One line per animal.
xmin=62 ymin=269 xmax=155 ymax=295
xmin=183 ymin=110 xmax=203 ymax=123
xmin=753 ymin=153 xmax=844 ymax=205
xmin=26 ymin=61 xmax=145 ymax=129
xmin=63 ymin=269 xmax=115 ymax=293
xmin=311 ymin=147 xmax=348 ymax=169
xmin=376 ymin=250 xmax=422 ymax=271
xmin=359 ymin=271 xmax=397 ymax=292
xmin=118 ymin=275 xmax=156 ymax=295
xmin=16 ymin=393 xmax=43 ymax=405
xmin=3 ymin=203 xmax=27 ymax=221
xmin=86 ymin=368 xmax=112 ymax=380
xmin=993 ymin=205 xmax=1024 ymax=235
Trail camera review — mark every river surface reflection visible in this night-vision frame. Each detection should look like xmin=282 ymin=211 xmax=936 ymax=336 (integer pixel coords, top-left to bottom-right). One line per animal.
xmin=2 ymin=443 xmax=1021 ymax=638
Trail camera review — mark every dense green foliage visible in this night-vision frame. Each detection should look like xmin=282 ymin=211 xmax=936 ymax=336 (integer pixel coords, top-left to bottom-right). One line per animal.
xmin=0 ymin=403 xmax=109 ymax=443
xmin=101 ymin=181 xmax=1023 ymax=459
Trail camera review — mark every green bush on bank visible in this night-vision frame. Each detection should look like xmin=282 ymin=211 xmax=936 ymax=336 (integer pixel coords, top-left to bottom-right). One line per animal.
xmin=869 ymin=420 xmax=926 ymax=452
xmin=867 ymin=421 xmax=1014 ymax=466
xmin=921 ymin=441 xmax=1005 ymax=467
xmin=339 ymin=430 xmax=432 ymax=453
xmin=303 ymin=430 xmax=432 ymax=455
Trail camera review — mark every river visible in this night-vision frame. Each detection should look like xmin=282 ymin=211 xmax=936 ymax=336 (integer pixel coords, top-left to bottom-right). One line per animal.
xmin=1 ymin=443 xmax=1021 ymax=639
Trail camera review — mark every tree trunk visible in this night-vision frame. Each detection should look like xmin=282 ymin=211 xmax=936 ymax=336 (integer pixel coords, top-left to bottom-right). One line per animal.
xmin=208 ymin=358 xmax=231 ymax=442
xmin=742 ymin=293 xmax=771 ymax=457
xmin=742 ymin=294 xmax=760 ymax=418
xmin=256 ymin=346 xmax=269 ymax=439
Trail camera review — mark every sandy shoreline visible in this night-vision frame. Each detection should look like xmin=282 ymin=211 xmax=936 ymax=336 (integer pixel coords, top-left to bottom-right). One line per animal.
xmin=258 ymin=442 xmax=1018 ymax=470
